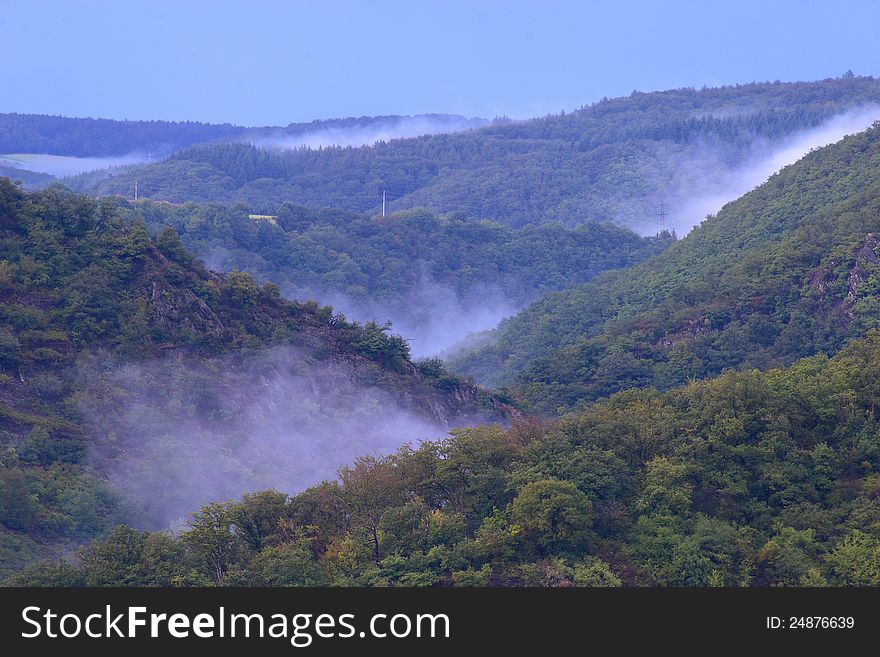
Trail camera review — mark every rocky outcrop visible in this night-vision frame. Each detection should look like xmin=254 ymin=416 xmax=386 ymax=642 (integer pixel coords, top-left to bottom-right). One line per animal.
xmin=148 ymin=279 xmax=225 ymax=335
xmin=846 ymin=233 xmax=879 ymax=303
xmin=659 ymin=317 xmax=711 ymax=348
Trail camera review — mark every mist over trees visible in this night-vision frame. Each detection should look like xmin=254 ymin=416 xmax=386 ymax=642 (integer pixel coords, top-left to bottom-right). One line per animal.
xmin=12 ymin=332 xmax=880 ymax=586
xmin=452 ymin=122 xmax=880 ymax=413
xmin=121 ymin=201 xmax=673 ymax=356
xmin=63 ymin=76 xmax=880 ymax=233
xmin=4 ymin=75 xmax=880 ymax=587
xmin=0 ymin=179 xmax=505 ymax=578
xmin=0 ymin=114 xmax=245 ymax=158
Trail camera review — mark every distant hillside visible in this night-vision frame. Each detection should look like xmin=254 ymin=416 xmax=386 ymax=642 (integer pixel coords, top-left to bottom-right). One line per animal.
xmin=0 ymin=112 xmax=485 ymax=174
xmin=246 ymin=113 xmax=488 ymax=149
xmin=0 ymin=178 xmax=507 ymax=577
xmin=67 ymin=76 xmax=880 ymax=231
xmin=122 ymin=201 xmax=673 ymax=356
xmin=451 ymin=123 xmax=880 ymax=414
xmin=0 ymin=165 xmax=55 ymax=190
xmin=0 ymin=113 xmax=246 ymax=158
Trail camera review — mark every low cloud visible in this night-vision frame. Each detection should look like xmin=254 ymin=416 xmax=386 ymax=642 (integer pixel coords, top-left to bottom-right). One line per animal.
xmin=282 ymin=276 xmax=521 ymax=359
xmin=0 ymin=151 xmax=156 ymax=178
xmin=250 ymin=115 xmax=487 ymax=150
xmin=80 ymin=346 xmax=450 ymax=530
xmin=663 ymin=105 xmax=880 ymax=235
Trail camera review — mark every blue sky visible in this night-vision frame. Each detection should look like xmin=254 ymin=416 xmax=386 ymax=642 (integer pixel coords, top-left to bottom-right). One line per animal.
xmin=2 ymin=0 xmax=879 ymax=126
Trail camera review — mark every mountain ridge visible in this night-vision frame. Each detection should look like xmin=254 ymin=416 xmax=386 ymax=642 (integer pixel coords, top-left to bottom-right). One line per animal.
xmin=60 ymin=76 xmax=880 ymax=232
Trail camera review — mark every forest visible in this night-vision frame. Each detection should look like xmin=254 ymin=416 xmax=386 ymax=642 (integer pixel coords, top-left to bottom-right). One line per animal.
xmin=121 ymin=200 xmax=673 ymax=354
xmin=64 ymin=76 xmax=880 ymax=232
xmin=0 ymin=179 xmax=505 ymax=578
xmin=3 ymin=75 xmax=880 ymax=588
xmin=0 ymin=113 xmax=245 ymax=158
xmin=9 ymin=332 xmax=880 ymax=586
xmin=453 ymin=121 xmax=880 ymax=413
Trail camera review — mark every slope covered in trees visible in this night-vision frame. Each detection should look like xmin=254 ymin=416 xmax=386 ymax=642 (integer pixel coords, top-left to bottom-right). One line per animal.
xmin=11 ymin=332 xmax=880 ymax=587
xmin=68 ymin=76 xmax=880 ymax=231
xmin=0 ymin=114 xmax=246 ymax=158
xmin=0 ymin=179 xmax=506 ymax=577
xmin=0 ymin=112 xmax=484 ymax=167
xmin=452 ymin=123 xmax=880 ymax=413
xmin=0 ymin=165 xmax=56 ymax=191
xmin=119 ymin=200 xmax=673 ymax=355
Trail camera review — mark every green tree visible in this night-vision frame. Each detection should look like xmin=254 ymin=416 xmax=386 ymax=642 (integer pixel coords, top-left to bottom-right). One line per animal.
xmin=825 ymin=531 xmax=880 ymax=586
xmin=181 ymin=502 xmax=243 ymax=584
xmin=232 ymin=490 xmax=288 ymax=553
xmin=243 ymin=532 xmax=324 ymax=586
xmin=339 ymin=456 xmax=404 ymax=564
xmin=754 ymin=526 xmax=823 ymax=586
xmin=510 ymin=479 xmax=594 ymax=555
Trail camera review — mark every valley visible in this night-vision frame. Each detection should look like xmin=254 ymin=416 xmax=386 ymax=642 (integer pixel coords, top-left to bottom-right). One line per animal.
xmin=3 ymin=73 xmax=880 ymax=588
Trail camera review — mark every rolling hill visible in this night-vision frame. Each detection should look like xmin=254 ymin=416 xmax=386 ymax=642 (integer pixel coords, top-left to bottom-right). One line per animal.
xmin=0 ymin=178 xmax=508 ymax=577
xmin=66 ymin=76 xmax=880 ymax=233
xmin=451 ymin=122 xmax=880 ymax=414
xmin=118 ymin=200 xmax=673 ymax=356
xmin=12 ymin=330 xmax=880 ymax=586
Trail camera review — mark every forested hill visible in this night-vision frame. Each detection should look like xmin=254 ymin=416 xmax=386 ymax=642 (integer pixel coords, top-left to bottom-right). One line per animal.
xmin=0 ymin=165 xmax=56 ymax=191
xmin=0 ymin=178 xmax=507 ymax=577
xmin=68 ymin=76 xmax=880 ymax=231
xmin=0 ymin=114 xmax=246 ymax=158
xmin=12 ymin=333 xmax=880 ymax=587
xmin=0 ymin=112 xmax=485 ymax=160
xmin=451 ymin=122 xmax=880 ymax=414
xmin=119 ymin=201 xmax=674 ymax=356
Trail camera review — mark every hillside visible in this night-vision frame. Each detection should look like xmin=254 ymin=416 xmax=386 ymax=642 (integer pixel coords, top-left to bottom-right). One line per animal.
xmin=11 ymin=332 xmax=880 ymax=587
xmin=0 ymin=113 xmax=245 ymax=158
xmin=0 ymin=165 xmax=55 ymax=191
xmin=67 ymin=76 xmax=880 ymax=232
xmin=119 ymin=200 xmax=673 ymax=356
xmin=0 ymin=178 xmax=507 ymax=577
xmin=452 ymin=123 xmax=880 ymax=413
xmin=0 ymin=112 xmax=485 ymax=176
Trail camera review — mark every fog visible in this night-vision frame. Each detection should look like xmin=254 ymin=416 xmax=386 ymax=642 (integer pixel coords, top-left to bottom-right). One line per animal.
xmin=201 ymin=247 xmax=522 ymax=359
xmin=662 ymin=105 xmax=880 ymax=236
xmin=389 ymin=294 xmax=520 ymax=359
xmin=0 ymin=151 xmax=154 ymax=177
xmin=79 ymin=346 xmax=451 ymax=530
xmin=295 ymin=280 xmax=521 ymax=359
xmin=249 ymin=115 xmax=488 ymax=150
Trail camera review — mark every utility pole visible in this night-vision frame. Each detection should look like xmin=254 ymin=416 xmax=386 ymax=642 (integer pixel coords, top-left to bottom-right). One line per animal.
xmin=382 ymin=190 xmax=386 ymax=217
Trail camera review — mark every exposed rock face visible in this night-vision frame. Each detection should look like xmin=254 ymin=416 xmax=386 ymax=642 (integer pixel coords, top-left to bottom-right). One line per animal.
xmin=807 ymin=232 xmax=880 ymax=321
xmin=662 ymin=232 xmax=880 ymax=350
xmin=416 ymin=377 xmax=519 ymax=427
xmin=847 ymin=233 xmax=879 ymax=303
xmin=659 ymin=318 xmax=711 ymax=348
xmin=149 ymin=280 xmax=225 ymax=335
xmin=136 ymin=253 xmax=513 ymax=427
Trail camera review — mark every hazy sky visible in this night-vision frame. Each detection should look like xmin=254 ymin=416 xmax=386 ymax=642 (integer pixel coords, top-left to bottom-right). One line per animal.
xmin=2 ymin=0 xmax=879 ymax=126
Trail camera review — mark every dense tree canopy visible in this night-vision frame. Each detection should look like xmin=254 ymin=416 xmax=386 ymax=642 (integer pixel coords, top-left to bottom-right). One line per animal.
xmin=453 ymin=122 xmax=880 ymax=413
xmin=11 ymin=333 xmax=880 ymax=587
xmin=0 ymin=179 xmax=504 ymax=578
xmin=118 ymin=200 xmax=672 ymax=343
xmin=0 ymin=113 xmax=245 ymax=158
xmin=66 ymin=76 xmax=880 ymax=231
xmin=5 ymin=77 xmax=880 ymax=588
